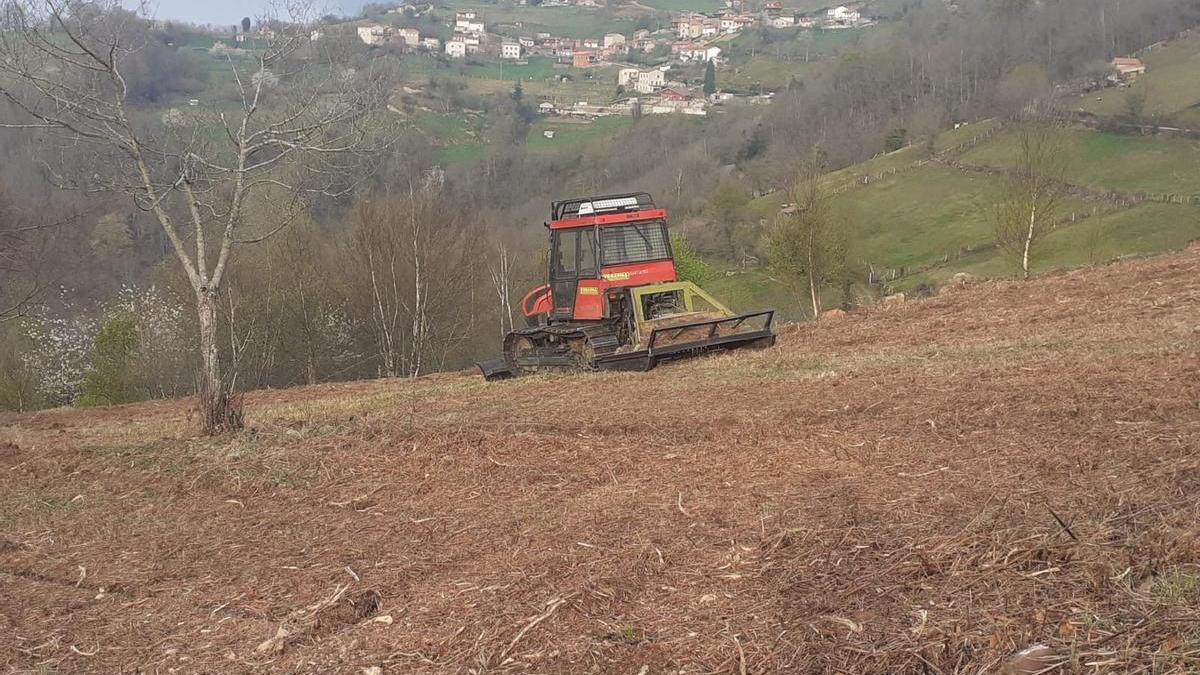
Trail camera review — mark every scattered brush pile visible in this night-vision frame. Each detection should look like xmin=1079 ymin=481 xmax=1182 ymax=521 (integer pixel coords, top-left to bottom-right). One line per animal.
xmin=1 ymin=249 xmax=1198 ymax=673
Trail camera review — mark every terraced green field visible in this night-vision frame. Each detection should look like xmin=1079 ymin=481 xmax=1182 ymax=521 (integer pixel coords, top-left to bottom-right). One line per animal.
xmin=436 ymin=0 xmax=648 ymax=39
xmin=961 ymin=130 xmax=1200 ymax=196
xmin=526 ymin=116 xmax=635 ymax=152
xmin=636 ymin=0 xmax=723 ymax=11
xmin=409 ymin=111 xmax=486 ymax=164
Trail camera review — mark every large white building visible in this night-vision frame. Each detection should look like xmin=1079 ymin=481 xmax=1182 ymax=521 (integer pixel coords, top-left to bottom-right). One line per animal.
xmin=678 ymin=44 xmax=721 ymax=62
xmin=455 ymin=11 xmax=485 ymax=35
xmin=603 ymin=32 xmax=626 ymax=49
xmin=357 ymin=24 xmax=392 ymax=46
xmin=827 ymin=5 xmax=861 ymax=23
xmin=618 ymin=67 xmax=666 ymax=94
xmin=445 ymin=38 xmax=467 ymax=58
xmin=635 ymin=69 xmax=665 ymax=93
xmin=398 ymin=27 xmax=420 ymax=47
xmin=501 ymin=42 xmax=522 ymax=59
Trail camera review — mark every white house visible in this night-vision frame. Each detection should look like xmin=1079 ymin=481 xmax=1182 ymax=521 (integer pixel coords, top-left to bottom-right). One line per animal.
xmin=501 ymin=41 xmax=522 ymax=59
xmin=603 ymin=32 xmax=626 ymax=49
xmin=679 ymin=45 xmax=721 ymax=62
xmin=635 ymin=69 xmax=665 ymax=93
xmin=357 ymin=24 xmax=391 ymax=46
xmin=420 ymin=36 xmax=441 ymax=50
xmin=618 ymin=67 xmax=665 ymax=94
xmin=826 ymin=5 xmax=861 ymax=23
xmin=457 ymin=19 xmax=485 ymax=34
xmin=673 ymin=15 xmax=698 ymax=39
xmin=445 ymin=38 xmax=467 ymax=58
xmin=455 ymin=12 xmax=485 ymax=35
xmin=398 ymin=27 xmax=420 ymax=47
xmin=519 ymin=36 xmax=535 ymax=48
xmin=770 ymin=15 xmax=796 ymax=28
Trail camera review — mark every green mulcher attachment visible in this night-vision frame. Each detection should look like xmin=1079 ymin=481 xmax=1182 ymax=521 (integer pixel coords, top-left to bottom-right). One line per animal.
xmin=477 ymin=282 xmax=775 ymax=380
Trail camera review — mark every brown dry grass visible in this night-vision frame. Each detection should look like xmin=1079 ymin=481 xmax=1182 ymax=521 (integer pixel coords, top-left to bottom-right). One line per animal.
xmin=2 ymin=250 xmax=1199 ymax=674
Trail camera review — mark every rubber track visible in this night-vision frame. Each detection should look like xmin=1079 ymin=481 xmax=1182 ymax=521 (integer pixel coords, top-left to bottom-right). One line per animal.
xmin=503 ymin=323 xmax=621 ymax=371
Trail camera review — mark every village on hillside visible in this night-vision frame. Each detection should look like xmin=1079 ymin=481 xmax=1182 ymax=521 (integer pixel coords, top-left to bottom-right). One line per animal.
xmin=203 ymin=0 xmax=1156 ymax=127
xmin=191 ymin=0 xmax=1157 ymax=158
xmin=347 ymin=2 xmax=873 ymax=118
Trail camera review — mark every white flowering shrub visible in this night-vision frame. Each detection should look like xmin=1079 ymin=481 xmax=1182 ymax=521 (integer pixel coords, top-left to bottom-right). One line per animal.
xmin=321 ymin=304 xmax=360 ymax=373
xmin=21 ymin=290 xmax=98 ymax=406
xmin=20 ymin=285 xmax=196 ymax=406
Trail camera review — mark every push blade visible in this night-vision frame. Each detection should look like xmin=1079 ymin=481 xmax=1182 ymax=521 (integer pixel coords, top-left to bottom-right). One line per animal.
xmin=476 ymin=358 xmax=514 ymax=381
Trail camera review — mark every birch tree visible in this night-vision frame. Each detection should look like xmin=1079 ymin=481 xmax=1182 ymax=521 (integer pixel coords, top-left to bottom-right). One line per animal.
xmin=767 ymin=168 xmax=847 ymax=318
xmin=486 ymin=241 xmax=517 ymax=338
xmin=993 ymin=118 xmax=1068 ymax=280
xmin=345 ymin=177 xmax=479 ymax=379
xmin=0 ymin=1 xmax=389 ymax=432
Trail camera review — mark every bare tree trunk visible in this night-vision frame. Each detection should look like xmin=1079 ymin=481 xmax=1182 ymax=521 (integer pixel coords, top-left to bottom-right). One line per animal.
xmin=366 ymin=246 xmax=397 ymax=378
xmin=808 ymin=271 xmax=821 ymax=317
xmin=807 ymin=226 xmax=821 ymax=317
xmin=408 ymin=194 xmax=426 ymax=379
xmin=196 ymin=290 xmax=239 ymax=433
xmin=1022 ymin=201 xmax=1037 ymax=280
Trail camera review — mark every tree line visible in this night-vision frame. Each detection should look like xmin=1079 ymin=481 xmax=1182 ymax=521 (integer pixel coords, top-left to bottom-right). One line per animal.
xmin=1 ymin=0 xmax=1197 ymax=429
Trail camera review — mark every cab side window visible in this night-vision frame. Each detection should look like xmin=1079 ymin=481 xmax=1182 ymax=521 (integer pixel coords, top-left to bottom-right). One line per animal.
xmin=553 ymin=229 xmax=598 ymax=277
xmin=554 ymin=230 xmax=578 ymax=276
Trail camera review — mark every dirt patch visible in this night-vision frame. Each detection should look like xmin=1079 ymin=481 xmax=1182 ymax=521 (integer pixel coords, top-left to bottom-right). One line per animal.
xmin=1 ymin=250 xmax=1199 ymax=673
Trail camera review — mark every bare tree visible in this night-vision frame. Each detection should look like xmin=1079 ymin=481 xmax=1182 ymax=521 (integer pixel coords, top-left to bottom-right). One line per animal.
xmin=486 ymin=241 xmax=517 ymax=338
xmin=345 ymin=178 xmax=479 ymax=379
xmin=993 ymin=117 xmax=1068 ymax=279
xmin=0 ymin=191 xmax=58 ymax=322
xmin=767 ymin=164 xmax=847 ymax=318
xmin=0 ymin=1 xmax=389 ymax=432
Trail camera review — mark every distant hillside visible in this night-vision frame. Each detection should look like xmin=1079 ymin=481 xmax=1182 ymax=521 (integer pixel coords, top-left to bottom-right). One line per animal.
xmin=1071 ymin=29 xmax=1200 ymax=128
xmin=717 ymin=101 xmax=1200 ymax=316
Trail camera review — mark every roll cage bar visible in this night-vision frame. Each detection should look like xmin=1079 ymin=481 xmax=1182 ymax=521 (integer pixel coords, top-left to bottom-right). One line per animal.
xmin=550 ymin=192 xmax=656 ymax=221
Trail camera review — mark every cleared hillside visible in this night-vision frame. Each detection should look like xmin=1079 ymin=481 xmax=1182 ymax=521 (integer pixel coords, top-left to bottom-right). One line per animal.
xmin=3 ymin=248 xmax=1199 ymax=673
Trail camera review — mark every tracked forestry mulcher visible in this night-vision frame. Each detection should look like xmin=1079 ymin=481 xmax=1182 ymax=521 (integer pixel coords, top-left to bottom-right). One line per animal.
xmin=477 ymin=193 xmax=776 ymax=380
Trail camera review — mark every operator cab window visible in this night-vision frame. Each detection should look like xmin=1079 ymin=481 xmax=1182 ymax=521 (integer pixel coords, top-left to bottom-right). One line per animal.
xmin=553 ymin=229 xmax=598 ymax=277
xmin=555 ymin=230 xmax=578 ymax=275
xmin=599 ymin=221 xmax=670 ymax=266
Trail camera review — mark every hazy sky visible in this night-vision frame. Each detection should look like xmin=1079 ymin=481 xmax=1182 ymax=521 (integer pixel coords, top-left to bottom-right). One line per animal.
xmin=139 ymin=0 xmax=368 ymax=26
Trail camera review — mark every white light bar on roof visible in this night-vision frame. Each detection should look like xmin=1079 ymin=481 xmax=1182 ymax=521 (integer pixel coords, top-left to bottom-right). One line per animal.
xmin=577 ymin=196 xmax=640 ymax=215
